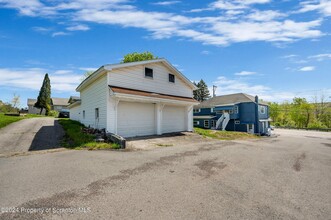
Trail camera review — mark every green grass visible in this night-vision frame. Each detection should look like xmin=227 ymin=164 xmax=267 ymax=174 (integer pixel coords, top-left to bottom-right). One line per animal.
xmin=58 ymin=119 xmax=120 ymax=150
xmin=194 ymin=127 xmax=258 ymax=140
xmin=0 ymin=113 xmax=45 ymax=129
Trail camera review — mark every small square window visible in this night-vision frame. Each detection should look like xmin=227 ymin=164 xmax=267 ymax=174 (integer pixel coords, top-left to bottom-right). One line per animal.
xmin=145 ymin=67 xmax=153 ymax=78
xmin=235 ymin=120 xmax=240 ymax=124
xmin=169 ymin=73 xmax=175 ymax=83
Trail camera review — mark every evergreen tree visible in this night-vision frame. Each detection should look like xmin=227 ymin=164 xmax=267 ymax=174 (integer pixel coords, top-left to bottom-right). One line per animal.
xmin=35 ymin=73 xmax=51 ymax=115
xmin=194 ymin=79 xmax=210 ymax=102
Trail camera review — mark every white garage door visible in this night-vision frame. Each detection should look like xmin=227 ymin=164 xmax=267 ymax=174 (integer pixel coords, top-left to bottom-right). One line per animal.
xmin=162 ymin=105 xmax=186 ymax=134
xmin=117 ymin=102 xmax=156 ymax=137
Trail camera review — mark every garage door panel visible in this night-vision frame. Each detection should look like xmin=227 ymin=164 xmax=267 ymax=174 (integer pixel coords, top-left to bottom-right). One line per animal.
xmin=162 ymin=105 xmax=186 ymax=134
xmin=118 ymin=102 xmax=155 ymax=137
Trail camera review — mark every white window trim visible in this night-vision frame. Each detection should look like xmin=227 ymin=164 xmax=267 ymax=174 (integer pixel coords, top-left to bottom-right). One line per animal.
xmin=194 ymin=121 xmax=200 ymax=125
xmin=204 ymin=120 xmax=209 ymax=128
xmin=234 ymin=106 xmax=239 ymax=114
xmin=168 ymin=73 xmax=175 ymax=83
xmin=193 ymin=109 xmax=201 ymax=113
xmin=260 ymin=106 xmax=266 ymax=114
xmin=144 ymin=67 xmax=154 ymax=79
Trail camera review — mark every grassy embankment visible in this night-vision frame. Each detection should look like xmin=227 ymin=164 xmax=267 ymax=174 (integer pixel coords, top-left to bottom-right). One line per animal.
xmin=58 ymin=119 xmax=120 ymax=150
xmin=0 ymin=113 xmax=44 ymax=129
xmin=194 ymin=127 xmax=258 ymax=140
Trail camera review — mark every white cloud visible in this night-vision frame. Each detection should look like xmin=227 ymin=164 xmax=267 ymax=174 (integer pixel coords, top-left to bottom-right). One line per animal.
xmin=298 ymin=0 xmax=331 ymax=16
xmin=201 ymin=50 xmax=210 ymax=55
xmin=32 ymin=26 xmax=53 ymax=33
xmin=234 ymin=71 xmax=257 ymax=76
xmin=213 ymin=76 xmax=270 ymax=96
xmin=52 ymin=32 xmax=70 ymax=37
xmin=66 ymin=24 xmax=90 ymax=31
xmin=0 ymin=0 xmax=326 ymax=46
xmin=54 ymin=70 xmax=73 ymax=74
xmin=79 ymin=67 xmax=97 ymax=72
xmin=309 ymin=53 xmax=331 ymax=61
xmin=246 ymin=10 xmax=286 ymax=21
xmin=152 ymin=1 xmax=180 ymax=6
xmin=281 ymin=54 xmax=298 ymax=59
xmin=299 ymin=66 xmax=315 ymax=71
xmin=0 ymin=68 xmax=81 ymax=92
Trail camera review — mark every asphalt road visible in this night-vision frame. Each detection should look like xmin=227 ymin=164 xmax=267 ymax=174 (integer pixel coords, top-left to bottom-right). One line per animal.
xmin=0 ymin=129 xmax=330 ymax=219
xmin=0 ymin=117 xmax=64 ymax=154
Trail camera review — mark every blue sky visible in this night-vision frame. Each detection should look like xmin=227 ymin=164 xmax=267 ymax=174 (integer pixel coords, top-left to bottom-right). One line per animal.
xmin=0 ymin=0 xmax=330 ymax=107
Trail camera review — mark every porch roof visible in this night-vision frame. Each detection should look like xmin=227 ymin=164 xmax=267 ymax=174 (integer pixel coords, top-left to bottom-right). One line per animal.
xmin=109 ymin=85 xmax=199 ymax=103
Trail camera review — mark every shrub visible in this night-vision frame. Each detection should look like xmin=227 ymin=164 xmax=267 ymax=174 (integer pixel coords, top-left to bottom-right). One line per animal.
xmin=48 ymin=110 xmax=59 ymax=117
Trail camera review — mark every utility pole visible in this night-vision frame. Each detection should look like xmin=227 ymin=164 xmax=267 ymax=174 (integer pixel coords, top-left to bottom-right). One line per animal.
xmin=213 ymin=85 xmax=217 ymax=97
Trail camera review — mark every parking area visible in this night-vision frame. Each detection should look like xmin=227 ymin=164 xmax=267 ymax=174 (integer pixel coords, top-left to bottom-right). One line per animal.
xmin=0 ymin=129 xmax=330 ymax=219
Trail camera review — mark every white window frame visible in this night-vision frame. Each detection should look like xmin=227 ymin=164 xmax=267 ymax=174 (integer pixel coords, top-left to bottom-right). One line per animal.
xmin=204 ymin=120 xmax=209 ymax=128
xmin=211 ymin=120 xmax=216 ymax=127
xmin=260 ymin=106 xmax=266 ymax=114
xmin=144 ymin=67 xmax=153 ymax=79
xmin=193 ymin=109 xmax=201 ymax=113
xmin=234 ymin=106 xmax=239 ymax=114
xmin=211 ymin=108 xmax=214 ymax=113
xmin=194 ymin=121 xmax=199 ymax=126
xmin=168 ymin=73 xmax=175 ymax=83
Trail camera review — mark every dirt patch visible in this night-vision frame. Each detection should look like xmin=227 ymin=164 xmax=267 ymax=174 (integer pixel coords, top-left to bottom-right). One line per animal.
xmin=195 ymin=158 xmax=227 ymax=178
xmin=293 ymin=153 xmax=306 ymax=172
xmin=322 ymin=143 xmax=331 ymax=148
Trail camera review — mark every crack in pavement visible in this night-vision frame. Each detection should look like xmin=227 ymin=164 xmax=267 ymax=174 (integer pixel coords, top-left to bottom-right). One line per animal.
xmin=0 ymin=142 xmax=235 ymax=219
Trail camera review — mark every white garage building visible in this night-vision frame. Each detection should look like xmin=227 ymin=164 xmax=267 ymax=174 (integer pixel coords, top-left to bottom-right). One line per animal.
xmin=69 ymin=59 xmax=198 ymax=138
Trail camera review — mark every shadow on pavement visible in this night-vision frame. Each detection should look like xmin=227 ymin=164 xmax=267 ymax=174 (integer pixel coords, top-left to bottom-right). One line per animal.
xmin=29 ymin=119 xmax=64 ymax=151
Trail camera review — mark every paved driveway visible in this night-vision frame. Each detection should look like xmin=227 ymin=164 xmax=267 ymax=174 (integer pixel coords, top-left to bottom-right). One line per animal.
xmin=0 ymin=117 xmax=64 ymax=155
xmin=0 ymin=129 xmax=330 ymax=219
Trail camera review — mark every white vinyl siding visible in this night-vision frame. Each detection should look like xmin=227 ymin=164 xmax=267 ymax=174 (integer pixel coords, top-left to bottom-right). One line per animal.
xmin=117 ymin=101 xmax=156 ymax=137
xmin=69 ymin=105 xmax=81 ymax=122
xmin=108 ymin=63 xmax=193 ymax=98
xmin=162 ymin=105 xmax=186 ymax=134
xmin=80 ymin=74 xmax=107 ymax=129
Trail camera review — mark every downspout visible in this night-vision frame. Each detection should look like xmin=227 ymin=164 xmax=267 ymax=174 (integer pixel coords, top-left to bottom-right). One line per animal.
xmin=255 ymin=96 xmax=259 ymax=134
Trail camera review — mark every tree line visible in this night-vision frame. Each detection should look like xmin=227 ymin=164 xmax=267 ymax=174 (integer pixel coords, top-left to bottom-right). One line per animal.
xmin=269 ymin=96 xmax=331 ymax=129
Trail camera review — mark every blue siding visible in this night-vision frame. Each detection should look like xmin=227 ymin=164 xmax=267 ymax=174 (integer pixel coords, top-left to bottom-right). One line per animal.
xmin=194 ymin=101 xmax=270 ymax=134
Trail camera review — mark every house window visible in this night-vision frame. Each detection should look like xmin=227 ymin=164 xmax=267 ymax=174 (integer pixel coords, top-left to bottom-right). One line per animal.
xmin=235 ymin=120 xmax=240 ymax=124
xmin=211 ymin=120 xmax=216 ymax=127
xmin=169 ymin=74 xmax=175 ymax=83
xmin=95 ymin=108 xmax=99 ymax=120
xmin=145 ymin=67 xmax=153 ymax=78
xmin=193 ymin=109 xmax=200 ymax=113
xmin=83 ymin=110 xmax=85 ymax=119
xmin=229 ymin=110 xmax=233 ymax=114
xmin=211 ymin=108 xmax=214 ymax=113
xmin=204 ymin=120 xmax=209 ymax=128
xmin=260 ymin=106 xmax=266 ymax=114
xmin=194 ymin=121 xmax=199 ymax=126
xmin=234 ymin=106 xmax=239 ymax=114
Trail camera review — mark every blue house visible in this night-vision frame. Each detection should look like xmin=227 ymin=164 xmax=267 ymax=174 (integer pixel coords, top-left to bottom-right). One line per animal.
xmin=193 ymin=93 xmax=271 ymax=135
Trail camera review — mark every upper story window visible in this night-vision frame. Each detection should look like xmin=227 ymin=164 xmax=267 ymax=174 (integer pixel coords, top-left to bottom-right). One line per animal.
xmin=193 ymin=109 xmax=200 ymax=113
xmin=145 ymin=67 xmax=153 ymax=78
xmin=260 ymin=106 xmax=266 ymax=114
xmin=169 ymin=73 xmax=175 ymax=83
xmin=234 ymin=106 xmax=239 ymax=114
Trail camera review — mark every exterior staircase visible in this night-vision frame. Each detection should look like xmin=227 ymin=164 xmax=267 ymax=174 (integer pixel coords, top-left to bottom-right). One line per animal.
xmin=215 ymin=113 xmax=230 ymax=130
